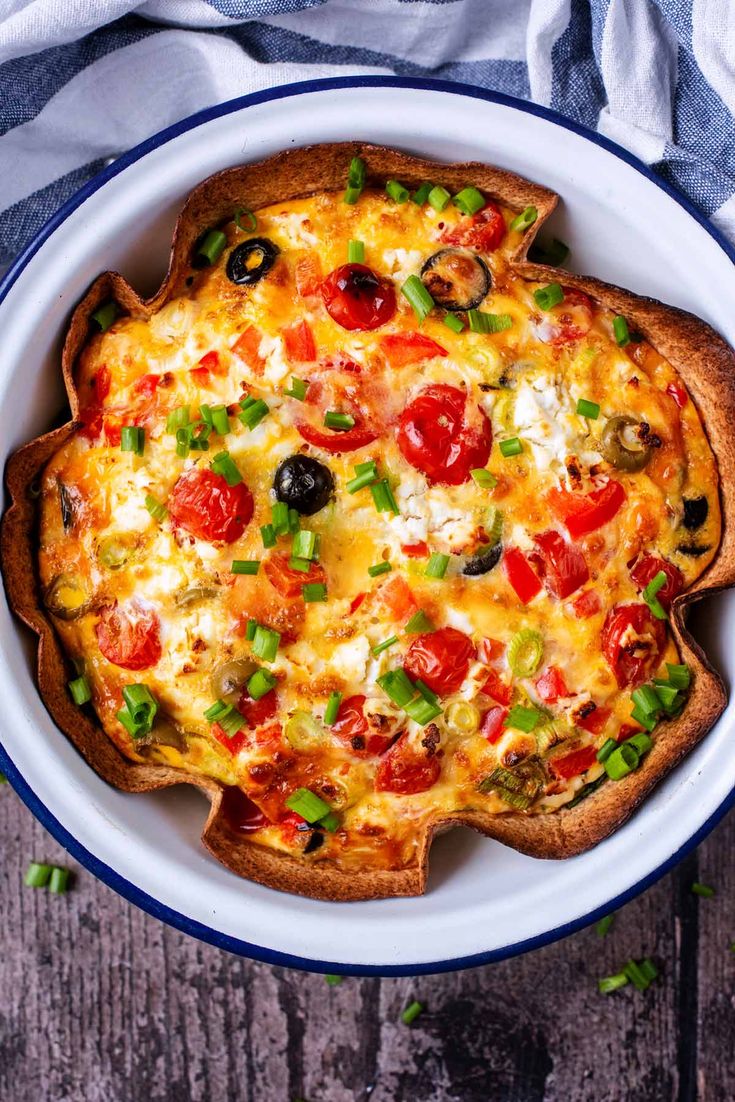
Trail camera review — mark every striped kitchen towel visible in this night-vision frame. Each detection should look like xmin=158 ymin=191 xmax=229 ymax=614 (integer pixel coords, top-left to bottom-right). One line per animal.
xmin=1 ymin=0 xmax=735 ymax=268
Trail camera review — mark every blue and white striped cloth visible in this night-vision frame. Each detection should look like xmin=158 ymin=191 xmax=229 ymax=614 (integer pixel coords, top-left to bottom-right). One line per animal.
xmin=1 ymin=0 xmax=735 ymax=269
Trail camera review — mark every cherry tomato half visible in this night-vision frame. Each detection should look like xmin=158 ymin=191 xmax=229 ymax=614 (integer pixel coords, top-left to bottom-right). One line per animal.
xmin=548 ymin=480 xmax=626 ymax=540
xmin=296 ymin=420 xmax=377 ymax=454
xmin=397 ymin=384 xmax=492 ymax=485
xmin=322 ymin=263 xmax=396 ymax=331
xmin=481 ymin=705 xmax=508 ymax=744
xmin=169 ymin=467 xmax=254 ymax=543
xmin=333 ymin=695 xmax=394 ymax=756
xmin=375 ymin=734 xmax=441 ymax=795
xmin=96 ymin=600 xmax=162 ymax=671
xmin=264 ymin=552 xmax=326 ymax=599
xmin=403 ymin=627 xmax=475 ymax=697
xmin=534 ymin=665 xmax=571 ymax=704
xmin=601 ymin=602 xmax=667 ymax=689
xmin=630 ymin=553 xmax=683 ymax=611
xmin=441 ymin=199 xmax=505 ymax=252
xmin=532 ymin=529 xmax=589 ymax=599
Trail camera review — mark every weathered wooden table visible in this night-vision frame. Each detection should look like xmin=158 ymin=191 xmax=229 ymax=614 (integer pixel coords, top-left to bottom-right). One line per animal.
xmin=1 ymin=782 xmax=732 ymax=1102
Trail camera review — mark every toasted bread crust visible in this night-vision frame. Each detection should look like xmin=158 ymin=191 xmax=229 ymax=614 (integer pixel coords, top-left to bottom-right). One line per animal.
xmin=3 ymin=143 xmax=734 ymax=901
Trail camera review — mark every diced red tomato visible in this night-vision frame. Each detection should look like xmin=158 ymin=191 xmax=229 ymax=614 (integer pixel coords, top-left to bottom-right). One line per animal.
xmin=212 ymin=720 xmax=247 ymax=756
xmin=97 ymin=601 xmax=162 ymax=671
xmin=333 ymin=694 xmax=393 ymax=755
xmin=576 ymin=704 xmax=611 ymax=734
xmin=294 ymin=253 xmax=323 ymax=297
xmin=478 ymin=637 xmax=505 ymax=665
xmin=503 ymin=547 xmax=542 ymax=604
xmin=571 ymin=589 xmax=602 ymax=619
xmin=282 ymin=320 xmax=316 ymax=363
xmin=665 ymin=381 xmax=688 ymax=408
xmin=481 ymin=706 xmax=508 ymax=744
xmin=349 ymin=591 xmax=366 ymax=614
xmin=401 ymin=542 xmax=429 ymax=559
xmin=380 ymin=333 xmax=447 ymax=366
xmin=231 ymin=326 xmax=264 ymax=372
xmin=220 ymin=786 xmax=270 ymax=833
xmin=322 ymin=263 xmax=396 ymax=331
xmin=618 ymin=723 xmax=642 ymax=742
xmin=630 ymin=553 xmax=683 ymax=610
xmin=533 ymin=529 xmax=589 ymax=599
xmin=375 ymin=735 xmax=441 ymax=794
xmin=537 ymin=288 xmax=594 ymax=345
xmin=168 ymin=467 xmax=254 ymax=543
xmin=238 ymin=686 xmax=278 ymax=730
xmin=133 ymin=373 xmax=161 ymax=398
xmin=404 ymin=627 xmax=475 ymax=697
xmin=441 ymin=199 xmax=505 ymax=252
xmin=397 ymin=384 xmax=492 ymax=485
xmin=263 ymin=552 xmax=326 ymax=600
xmin=190 ymin=350 xmax=226 ymax=385
xmin=296 ymin=420 xmax=377 ymax=454
xmin=535 ymin=665 xmax=571 ymax=704
xmin=375 ymin=575 xmax=417 ymax=624
xmin=601 ymin=602 xmax=667 ymax=689
xmin=551 ymin=745 xmax=598 ymax=780
xmin=548 ymin=480 xmax=626 ymax=540
xmin=92 ymin=365 xmax=111 ymax=402
xmin=482 ymin=667 xmax=512 ymax=706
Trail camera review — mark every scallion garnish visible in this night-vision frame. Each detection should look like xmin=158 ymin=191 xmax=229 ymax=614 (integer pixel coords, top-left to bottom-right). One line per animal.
xmin=642 ymin=570 xmax=668 ymax=620
xmin=401 ymin=275 xmax=435 ymax=323
xmin=247 ymin=667 xmax=277 ymax=700
xmin=49 ymin=867 xmax=70 ymax=894
xmin=596 ymin=738 xmax=617 ymax=764
xmin=239 ymin=395 xmax=269 ymax=431
xmin=145 ymin=494 xmax=167 ymax=522
xmin=534 ymin=283 xmax=564 ymax=310
xmin=324 ymin=692 xmax=342 ymax=726
xmin=272 ymin=501 xmax=290 ymax=536
xmin=370 ymin=479 xmax=399 ymax=515
xmin=598 ymin=972 xmax=629 ymax=995
xmin=603 ymin=741 xmax=640 ymax=780
xmin=504 ymin=704 xmax=541 ymax=733
xmin=303 ymin=582 xmax=327 ymax=602
xmin=90 ymin=301 xmax=119 ymax=332
xmin=117 ymin=683 xmax=158 ymax=739
xmin=343 ymin=156 xmax=366 ymax=205
xmin=576 ymin=398 xmax=600 ymax=419
xmin=245 ymin=619 xmax=258 ymax=641
xmin=252 ymin=624 xmax=281 ymax=663
xmin=25 ymin=862 xmax=53 ymax=888
xmin=235 ymin=207 xmax=257 ymax=233
xmin=347 ymin=460 xmax=379 ymax=494
xmin=499 ymin=437 xmax=523 ymax=458
xmin=507 ymin=629 xmax=543 ymax=678
xmin=613 ymin=315 xmax=631 ymax=346
xmin=68 ymin=676 xmax=92 ymax=706
xmin=404 ymin=696 xmax=442 ymax=725
xmin=325 ymin=973 xmax=343 ymax=985
xmin=292 ymin=530 xmax=319 ymax=561
xmin=427 ymin=185 xmax=451 ymax=211
xmin=401 ymin=1000 xmax=424 ymax=1025
xmin=319 ymin=812 xmax=341 ymax=833
xmin=467 ymin=309 xmax=512 ymax=334
xmin=348 ymin=239 xmax=365 ymax=263
xmin=411 ymin=182 xmax=434 ymax=206
xmin=166 ymin=405 xmax=190 ymax=433
xmin=666 ymin=663 xmax=691 ymax=689
xmin=368 ymin=561 xmax=392 ymax=577
xmin=286 ymin=787 xmax=331 ymax=822
xmin=452 ymin=187 xmax=485 ymax=216
xmin=231 ymin=560 xmax=260 ymax=576
xmin=288 ymin=556 xmax=312 ymax=573
xmin=120 ymin=425 xmax=145 ymax=456
xmin=692 ymin=882 xmax=715 ymax=898
xmin=596 ymin=914 xmax=614 ymax=937
xmin=196 ymin=229 xmax=227 ymax=266
xmin=624 ymin=958 xmax=658 ymax=991
xmin=377 ymin=668 xmax=415 ymax=707
xmin=443 ymin=313 xmax=465 ymax=333
xmin=404 ymin=610 xmax=434 ymax=634
xmin=284 ymin=377 xmax=308 ymax=401
xmin=324 ymin=411 xmax=356 ymax=431
xmin=260 ymin=524 xmax=276 ymax=549
xmin=210 ymin=405 xmax=230 ymax=436
xmin=425 ymin=552 xmax=450 ymax=579
xmin=372 ymin=635 xmax=399 ymax=657
xmin=471 ymin=468 xmax=498 ymax=489
xmin=210 ymin=450 xmax=242 ymax=486
xmin=386 ymin=180 xmax=409 ymax=204
xmin=510 ymin=205 xmax=538 ymax=232
xmin=414 ymin=679 xmax=438 ymax=704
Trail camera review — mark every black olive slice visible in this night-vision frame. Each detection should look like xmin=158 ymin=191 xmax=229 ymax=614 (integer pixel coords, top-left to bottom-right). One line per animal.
xmin=274 ymin=455 xmax=334 ymax=516
xmin=303 ymin=831 xmax=325 ymax=854
xmin=420 ymin=249 xmax=491 ymax=312
xmin=58 ymin=479 xmax=78 ymax=532
xmin=462 ymin=543 xmax=502 ymax=576
xmin=226 ymin=238 xmax=280 ymax=286
xmin=676 ymin=543 xmax=711 ymax=557
xmin=683 ymin=496 xmax=708 ymax=530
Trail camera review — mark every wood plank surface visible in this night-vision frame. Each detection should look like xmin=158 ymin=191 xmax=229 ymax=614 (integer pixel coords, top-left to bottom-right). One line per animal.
xmin=1 ymin=781 xmax=732 ymax=1102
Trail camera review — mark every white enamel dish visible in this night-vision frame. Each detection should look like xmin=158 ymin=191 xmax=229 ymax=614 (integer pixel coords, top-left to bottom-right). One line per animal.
xmin=1 ymin=77 xmax=734 ymax=975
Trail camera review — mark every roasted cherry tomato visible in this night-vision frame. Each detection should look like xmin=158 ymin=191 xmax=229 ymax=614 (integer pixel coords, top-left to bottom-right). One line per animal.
xmin=379 ymin=333 xmax=447 ymax=367
xmin=238 ymin=686 xmax=278 ymax=729
xmin=169 ymin=467 xmax=254 ymax=543
xmin=282 ymin=320 xmax=317 ymax=363
xmin=548 ymin=480 xmax=626 ymax=540
xmin=551 ymin=745 xmax=598 ymax=780
xmin=503 ymin=547 xmax=542 ymax=604
xmin=601 ymin=602 xmax=667 ymax=688
xmin=535 ymin=665 xmax=571 ymax=704
xmin=397 ymin=384 xmax=492 ymax=485
xmin=220 ymin=786 xmax=270 ymax=834
xmin=96 ymin=600 xmax=162 ymax=671
xmin=322 ymin=263 xmax=396 ymax=331
xmin=333 ymin=694 xmax=393 ymax=755
xmin=264 ymin=552 xmax=326 ymax=599
xmin=481 ymin=705 xmax=508 ymax=744
xmin=537 ymin=288 xmax=594 ymax=345
xmin=404 ymin=627 xmax=475 ymax=696
xmin=570 ymin=589 xmax=602 ymax=619
xmin=630 ymin=553 xmax=683 ymax=610
xmin=296 ymin=420 xmax=377 ymax=454
xmin=375 ymin=735 xmax=441 ymax=794
xmin=441 ymin=199 xmax=505 ymax=252
xmin=532 ymin=529 xmax=589 ymax=599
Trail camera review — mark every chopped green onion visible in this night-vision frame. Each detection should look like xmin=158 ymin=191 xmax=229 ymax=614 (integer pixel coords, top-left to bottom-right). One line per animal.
xmin=68 ymin=676 xmax=92 ymax=706
xmin=485 ymin=506 xmax=503 ymax=546
xmin=368 ymin=561 xmax=392 ymax=577
xmin=414 ymin=679 xmax=438 ymax=704
xmin=642 ymin=570 xmax=669 ymax=620
xmin=234 ymin=207 xmax=257 ymax=233
xmin=443 ymin=313 xmax=465 ymax=333
xmin=598 ymin=972 xmax=629 ymax=995
xmin=211 ymin=451 xmax=242 ymax=487
xmin=145 ymin=494 xmax=167 ymax=522
xmin=692 ymin=882 xmax=715 ymax=898
xmin=533 ymin=283 xmax=564 ymax=310
xmin=427 ymin=186 xmax=451 ymax=211
xmin=288 ymin=556 xmax=312 ymax=574
xmin=347 ymin=460 xmax=379 ymax=493
xmin=343 ymin=156 xmax=366 ymax=205
xmin=653 ymin=683 xmax=681 ymax=713
xmin=508 ymin=629 xmax=543 ymax=678
xmin=176 ymin=425 xmax=192 ymax=458
xmin=504 ymin=704 xmax=541 ymax=733
xmin=348 ymin=239 xmax=365 ymax=263
xmin=119 ymin=684 xmax=158 ymax=737
xmin=372 ymin=635 xmax=398 ymax=657
xmin=640 ymin=959 xmax=658 ymax=983
xmin=499 ymin=437 xmax=523 ymax=458
xmin=596 ymin=738 xmax=617 ymax=763
xmin=510 ymin=205 xmax=538 ymax=232
xmin=292 ymin=530 xmax=319 ymax=561
xmin=404 ymin=610 xmax=434 ymax=634
xmin=630 ymin=705 xmax=657 ymax=732
xmin=325 ymin=973 xmax=343 ymax=985
xmin=624 ymin=959 xmax=653 ymax=992
xmin=528 ymin=237 xmax=569 ymax=267
xmin=576 ymin=398 xmax=600 ymax=419
xmin=284 ymin=376 xmax=308 ymax=401
xmin=252 ymin=624 xmax=281 ymax=663
xmin=377 ymin=668 xmax=415 ymax=707
xmin=260 ymin=524 xmax=276 ymax=549
xmin=596 ymin=914 xmax=614 ymax=937
xmin=425 ymin=552 xmax=450 ymax=579
xmin=196 ymin=230 xmax=227 ymax=266
xmin=324 ymin=692 xmax=342 ymax=726
xmin=627 ymin=732 xmax=653 ymax=756
xmin=25 ymin=862 xmax=53 ymax=888
xmin=302 ymin=582 xmax=327 ymax=602
xmin=245 ymin=619 xmax=258 ymax=642
xmin=166 ymin=405 xmax=190 ymax=433
xmin=204 ymin=699 xmax=228 ymax=722
xmin=90 ymin=301 xmax=119 ymax=332
xmin=411 ymin=182 xmax=434 ymax=206
xmin=404 ymin=696 xmax=442 ymax=725
xmin=401 ymin=275 xmax=435 ymax=323
xmin=401 ymin=1000 xmax=424 ymax=1025
xmin=247 ymin=667 xmax=277 ymax=700
xmin=318 ymin=812 xmax=341 ymax=833
xmin=613 ymin=315 xmax=630 ymax=346
xmin=238 ymin=395 xmax=269 ymax=431
xmin=324 ymin=411 xmax=355 ymax=431
xmin=49 ymin=867 xmax=70 ymax=894
xmin=210 ymin=405 xmax=230 ymax=436
xmin=120 ymin=425 xmax=145 ymax=456
xmin=467 ymin=309 xmax=512 ymax=334
xmin=666 ymin=663 xmax=691 ymax=690
xmin=207 ymin=702 xmax=244 ymax=737
xmin=604 ymin=742 xmax=640 ymax=780
xmin=471 ymin=468 xmax=498 ymax=489
xmin=452 ymin=187 xmax=485 ymax=215
xmin=272 ymin=501 xmax=290 ymax=536
xmin=386 ymin=179 xmax=409 ymax=204
xmin=370 ymin=479 xmax=399 ymax=515
xmin=286 ymin=787 xmax=330 ymax=822
xmin=231 ymin=560 xmax=260 ymax=576
xmin=632 ymin=684 xmax=662 ymax=718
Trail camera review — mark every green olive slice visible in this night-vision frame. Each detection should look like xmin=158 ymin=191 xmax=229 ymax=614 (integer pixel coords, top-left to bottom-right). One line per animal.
xmin=601 ymin=415 xmax=653 ymax=472
xmin=176 ymin=585 xmax=219 ymax=608
xmin=43 ymin=573 xmax=91 ymax=621
xmin=210 ymin=658 xmax=258 ymax=706
xmin=97 ymin=535 xmax=134 ymax=570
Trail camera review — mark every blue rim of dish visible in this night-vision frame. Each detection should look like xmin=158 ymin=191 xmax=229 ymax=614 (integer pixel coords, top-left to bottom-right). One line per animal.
xmin=1 ymin=75 xmax=734 ymax=977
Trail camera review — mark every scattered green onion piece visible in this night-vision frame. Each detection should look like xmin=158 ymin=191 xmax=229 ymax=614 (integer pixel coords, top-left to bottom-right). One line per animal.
xmin=204 ymin=699 xmax=228 ymax=722
xmin=210 ymin=405 xmax=230 ymax=436
xmin=218 ymin=705 xmax=246 ymax=737
xmin=347 ymin=461 xmax=379 ymax=494
xmin=596 ymin=738 xmax=617 ymax=764
xmin=245 ymin=619 xmax=258 ymax=642
xmin=642 ymin=570 xmax=669 ymax=620
xmin=598 ymin=972 xmax=629 ymax=995
xmin=604 ymin=742 xmax=640 ymax=780
xmin=292 ymin=530 xmax=319 ymax=561
xmin=404 ymin=610 xmax=434 ymax=634
xmin=25 ymin=862 xmax=53 ymax=888
xmin=199 ymin=403 xmax=213 ymax=426
xmin=343 ymin=157 xmax=366 ymax=205
xmin=288 ymin=556 xmax=312 ymax=573
xmin=467 ymin=309 xmax=513 ymax=334
xmin=630 ymin=705 xmax=657 ymax=733
xmin=692 ymin=882 xmax=715 ymax=898
xmin=247 ymin=668 xmax=277 ymax=700
xmin=370 ymin=479 xmax=399 ymax=515
xmin=528 ymin=237 xmax=569 ymax=267
xmin=166 ymin=405 xmax=190 ymax=433
xmin=231 ymin=560 xmax=260 ymax=576
xmin=324 ymin=410 xmax=356 ymax=431
xmin=324 ymin=691 xmax=342 ymax=726
xmin=91 ymin=301 xmax=119 ymax=332
xmin=196 ymin=229 xmax=227 ymax=266
xmin=624 ymin=959 xmax=651 ymax=992
xmin=576 ymin=398 xmax=600 ymax=420
xmin=386 ymin=179 xmax=409 ymax=204
xmin=499 ymin=437 xmax=523 ymax=458
xmin=411 ymin=182 xmax=434 ymax=206
xmin=504 ymin=704 xmax=541 ymax=733
xmin=348 ymin=239 xmax=365 ymax=263
xmin=368 ymin=561 xmax=392 ymax=577
xmin=121 ymin=684 xmax=157 ymax=735
xmin=596 ymin=914 xmax=614 ymax=937
xmin=471 ymin=468 xmax=497 ymax=489
xmin=632 ymin=684 xmax=662 ymax=718
xmin=252 ymin=624 xmax=281 ymax=663
xmin=404 ymin=696 xmax=442 ymax=725
xmin=427 ymin=185 xmax=451 ymax=211
xmin=325 ymin=973 xmax=343 ymax=986
xmin=666 ymin=663 xmax=691 ymax=690
xmin=145 ymin=494 xmax=167 ymax=521
xmin=286 ymin=787 xmax=331 ymax=822
xmin=191 ymin=422 xmax=211 ymax=451
xmin=627 ymin=732 xmax=653 ymax=756
xmin=507 ymin=629 xmax=543 ymax=678
xmin=303 ymin=582 xmax=327 ymax=602
xmin=49 ymin=867 xmax=70 ymax=894
xmin=653 ymin=683 xmax=682 ymax=714
xmin=414 ymin=679 xmax=438 ymax=705
xmin=238 ymin=396 xmax=269 ymax=431
xmin=68 ymin=676 xmax=92 ymax=706
xmin=377 ymin=669 xmax=415 ymax=707
xmin=319 ymin=812 xmax=341 ymax=833
xmin=284 ymin=376 xmax=308 ymax=401
xmin=640 ymin=959 xmax=658 ymax=983
xmin=235 ymin=207 xmax=257 ymax=232
xmin=613 ymin=315 xmax=631 ymax=346
xmin=260 ymin=524 xmax=276 ymax=549
xmin=485 ymin=506 xmax=503 ymax=546
xmin=425 ymin=552 xmax=450 ymax=580
xmin=401 ymin=1000 xmax=424 ymax=1025
xmin=534 ymin=282 xmax=564 ymax=310
xmin=443 ymin=313 xmax=465 ymax=333
xmin=211 ymin=451 xmax=242 ymax=487
xmin=120 ymin=425 xmax=145 ymax=456
xmin=510 ymin=205 xmax=538 ymax=232
xmin=401 ymin=275 xmax=435 ymax=323
xmin=272 ymin=501 xmax=290 ymax=536
xmin=176 ymin=426 xmax=192 ymax=458
xmin=372 ymin=635 xmax=399 ymax=657
xmin=452 ymin=186 xmax=485 ymax=215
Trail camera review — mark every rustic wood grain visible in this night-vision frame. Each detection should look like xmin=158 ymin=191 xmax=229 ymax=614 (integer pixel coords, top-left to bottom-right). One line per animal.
xmin=1 ymin=781 xmax=732 ymax=1102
